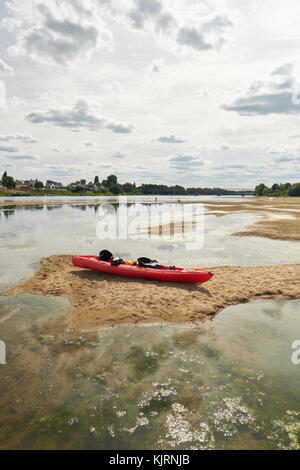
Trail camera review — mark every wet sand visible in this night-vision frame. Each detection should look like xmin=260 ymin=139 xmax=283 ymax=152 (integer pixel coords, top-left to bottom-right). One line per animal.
xmin=4 ymin=255 xmax=300 ymax=330
xmin=205 ymin=198 xmax=300 ymax=242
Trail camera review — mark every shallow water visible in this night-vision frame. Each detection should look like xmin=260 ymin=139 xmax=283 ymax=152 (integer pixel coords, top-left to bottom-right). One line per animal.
xmin=0 ymin=295 xmax=300 ymax=450
xmin=0 ymin=200 xmax=299 ymax=292
xmin=1 ymin=199 xmax=300 ymax=449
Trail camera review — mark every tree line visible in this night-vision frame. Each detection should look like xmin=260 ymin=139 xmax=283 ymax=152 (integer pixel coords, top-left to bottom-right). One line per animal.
xmin=254 ymin=182 xmax=300 ymax=197
xmin=1 ymin=170 xmax=252 ymax=196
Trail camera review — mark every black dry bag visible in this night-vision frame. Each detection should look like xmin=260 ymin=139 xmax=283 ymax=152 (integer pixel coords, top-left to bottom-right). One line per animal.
xmin=137 ymin=257 xmax=162 ymax=269
xmin=99 ymin=250 xmax=113 ymax=261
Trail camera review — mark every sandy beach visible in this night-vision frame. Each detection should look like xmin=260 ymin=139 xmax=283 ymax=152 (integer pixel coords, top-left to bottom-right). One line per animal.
xmin=4 ymin=255 xmax=300 ymax=330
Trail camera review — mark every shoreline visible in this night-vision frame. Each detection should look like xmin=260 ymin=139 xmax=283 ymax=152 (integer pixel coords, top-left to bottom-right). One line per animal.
xmin=4 ymin=255 xmax=300 ymax=330
xmin=0 ymin=200 xmax=119 ymax=208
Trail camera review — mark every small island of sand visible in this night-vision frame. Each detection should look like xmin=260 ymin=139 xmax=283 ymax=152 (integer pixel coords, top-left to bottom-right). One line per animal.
xmin=4 ymin=255 xmax=300 ymax=330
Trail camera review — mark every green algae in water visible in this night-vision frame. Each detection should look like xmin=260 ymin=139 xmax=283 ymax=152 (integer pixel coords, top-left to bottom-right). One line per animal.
xmin=0 ymin=296 xmax=300 ymax=450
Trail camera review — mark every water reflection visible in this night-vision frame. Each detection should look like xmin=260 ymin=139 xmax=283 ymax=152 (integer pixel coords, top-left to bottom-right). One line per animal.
xmin=0 ymin=296 xmax=299 ymax=450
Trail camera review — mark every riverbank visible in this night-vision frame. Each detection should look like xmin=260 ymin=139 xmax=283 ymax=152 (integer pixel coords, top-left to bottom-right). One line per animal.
xmin=4 ymin=255 xmax=300 ymax=330
xmin=0 ymin=189 xmax=114 ymax=197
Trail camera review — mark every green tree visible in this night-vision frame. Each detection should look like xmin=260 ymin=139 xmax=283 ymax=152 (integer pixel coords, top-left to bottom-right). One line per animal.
xmin=278 ymin=183 xmax=291 ymax=196
xmin=34 ymin=180 xmax=44 ymax=189
xmin=1 ymin=171 xmax=7 ymax=186
xmin=110 ymin=183 xmax=121 ymax=195
xmin=254 ymin=183 xmax=268 ymax=196
xmin=94 ymin=176 xmax=99 ymax=185
xmin=72 ymin=186 xmax=84 ymax=193
xmin=289 ymin=183 xmax=300 ymax=197
xmin=4 ymin=176 xmax=15 ymax=189
xmin=122 ymin=182 xmax=135 ymax=194
xmin=107 ymin=175 xmax=118 ymax=187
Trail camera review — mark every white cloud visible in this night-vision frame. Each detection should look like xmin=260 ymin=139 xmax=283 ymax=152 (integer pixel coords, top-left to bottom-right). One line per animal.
xmin=129 ymin=0 xmax=174 ymax=32
xmin=176 ymin=27 xmax=213 ymax=51
xmin=170 ymin=154 xmax=205 ymax=171
xmin=272 ymin=62 xmax=293 ymax=77
xmin=148 ymin=58 xmax=164 ymax=73
xmin=7 ymin=154 xmax=38 ymax=161
xmin=157 ymin=135 xmax=186 ymax=143
xmin=222 ymin=63 xmax=300 ymax=115
xmin=0 ymin=134 xmax=37 ymax=144
xmin=0 ymin=58 xmax=14 ymax=77
xmin=0 ymin=145 xmax=18 ymax=153
xmin=111 ymin=151 xmax=126 ymax=158
xmin=3 ymin=0 xmax=113 ymax=66
xmin=26 ymin=99 xmax=134 ymax=133
xmin=202 ymin=15 xmax=234 ymax=34
xmin=2 ymin=0 xmax=236 ymax=71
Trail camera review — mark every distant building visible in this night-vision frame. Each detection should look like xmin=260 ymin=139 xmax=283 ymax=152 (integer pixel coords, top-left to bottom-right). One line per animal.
xmin=86 ymin=183 xmax=98 ymax=191
xmin=67 ymin=181 xmax=105 ymax=192
xmin=22 ymin=180 xmax=36 ymax=188
xmin=45 ymin=180 xmax=64 ymax=190
xmin=15 ymin=180 xmax=24 ymax=189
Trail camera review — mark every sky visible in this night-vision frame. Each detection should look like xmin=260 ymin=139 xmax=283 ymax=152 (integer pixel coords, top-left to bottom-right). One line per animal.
xmin=0 ymin=0 xmax=300 ymax=189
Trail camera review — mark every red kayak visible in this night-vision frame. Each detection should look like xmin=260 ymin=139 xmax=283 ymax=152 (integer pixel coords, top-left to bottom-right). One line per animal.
xmin=72 ymin=256 xmax=214 ymax=284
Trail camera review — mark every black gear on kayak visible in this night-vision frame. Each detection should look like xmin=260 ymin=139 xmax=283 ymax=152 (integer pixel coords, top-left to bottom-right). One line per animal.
xmin=111 ymin=257 xmax=124 ymax=266
xmin=99 ymin=250 xmax=113 ymax=261
xmin=137 ymin=257 xmax=162 ymax=269
xmin=169 ymin=266 xmax=176 ymax=271
xmin=138 ymin=257 xmax=151 ymax=265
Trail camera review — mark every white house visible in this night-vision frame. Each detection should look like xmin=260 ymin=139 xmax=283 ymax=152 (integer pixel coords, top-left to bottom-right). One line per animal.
xmin=46 ymin=180 xmax=64 ymax=190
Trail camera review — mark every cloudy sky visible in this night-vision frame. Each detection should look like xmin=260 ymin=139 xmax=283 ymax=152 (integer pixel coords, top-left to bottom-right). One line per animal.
xmin=0 ymin=0 xmax=300 ymax=188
